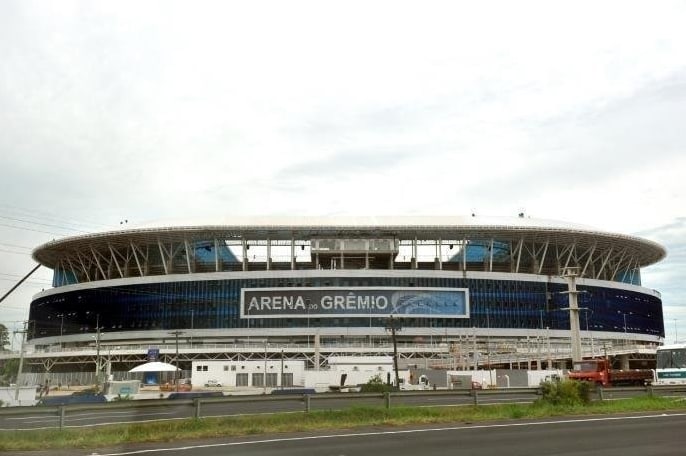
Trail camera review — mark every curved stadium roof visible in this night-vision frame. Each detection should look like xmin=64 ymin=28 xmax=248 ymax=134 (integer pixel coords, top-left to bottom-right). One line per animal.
xmin=32 ymin=216 xmax=666 ymax=269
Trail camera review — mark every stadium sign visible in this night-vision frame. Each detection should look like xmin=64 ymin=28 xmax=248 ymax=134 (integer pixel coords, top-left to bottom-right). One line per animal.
xmin=240 ymin=287 xmax=469 ymax=319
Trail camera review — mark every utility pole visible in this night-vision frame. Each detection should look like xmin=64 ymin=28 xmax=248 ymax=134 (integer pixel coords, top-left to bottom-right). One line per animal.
xmin=385 ymin=316 xmax=402 ymax=389
xmin=95 ymin=314 xmax=102 ymax=389
xmin=472 ymin=326 xmax=477 ymax=370
xmin=264 ymin=340 xmax=268 ymax=394
xmin=169 ymin=331 xmax=184 ymax=392
xmin=562 ymin=268 xmax=583 ymax=364
xmin=546 ymin=326 xmax=551 ymax=369
xmin=13 ymin=321 xmax=27 ymax=402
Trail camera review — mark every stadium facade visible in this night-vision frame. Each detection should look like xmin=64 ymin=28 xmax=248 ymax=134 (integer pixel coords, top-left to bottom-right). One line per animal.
xmin=20 ymin=216 xmax=666 ymax=376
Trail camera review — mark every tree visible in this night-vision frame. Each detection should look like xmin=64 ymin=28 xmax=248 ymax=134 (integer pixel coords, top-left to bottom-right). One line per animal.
xmin=0 ymin=358 xmax=19 ymax=386
xmin=0 ymin=324 xmax=9 ymax=351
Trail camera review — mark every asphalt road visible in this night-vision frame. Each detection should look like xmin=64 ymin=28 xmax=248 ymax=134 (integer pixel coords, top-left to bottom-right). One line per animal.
xmin=18 ymin=412 xmax=686 ymax=456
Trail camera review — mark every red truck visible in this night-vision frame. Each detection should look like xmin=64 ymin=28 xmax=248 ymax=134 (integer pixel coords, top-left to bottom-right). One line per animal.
xmin=568 ymin=358 xmax=653 ymax=386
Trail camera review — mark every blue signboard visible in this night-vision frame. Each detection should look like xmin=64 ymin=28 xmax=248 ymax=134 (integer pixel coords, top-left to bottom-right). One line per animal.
xmin=147 ymin=348 xmax=160 ymax=362
xmin=241 ymin=287 xmax=469 ymax=319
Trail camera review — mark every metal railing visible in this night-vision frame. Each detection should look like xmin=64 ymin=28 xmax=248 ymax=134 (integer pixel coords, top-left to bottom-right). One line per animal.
xmin=3 ymin=384 xmax=686 ymax=431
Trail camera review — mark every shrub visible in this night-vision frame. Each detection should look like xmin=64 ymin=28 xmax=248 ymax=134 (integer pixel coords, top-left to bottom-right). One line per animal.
xmin=360 ymin=375 xmax=395 ymax=393
xmin=537 ymin=379 xmax=592 ymax=406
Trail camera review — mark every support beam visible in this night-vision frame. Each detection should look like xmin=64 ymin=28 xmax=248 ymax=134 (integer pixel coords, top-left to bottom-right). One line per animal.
xmin=594 ymin=247 xmax=614 ymax=280
xmin=514 ymin=238 xmax=524 ymax=273
xmin=65 ymin=256 xmax=80 ymax=283
xmin=131 ymin=242 xmax=144 ymax=277
xmin=581 ymin=243 xmax=597 ymax=278
xmin=108 ymin=244 xmax=124 ymax=278
xmin=562 ymin=242 xmax=576 ymax=273
xmin=184 ymin=239 xmax=193 ymax=274
xmin=75 ymin=252 xmax=91 ymax=282
xmin=537 ymin=240 xmax=549 ymax=275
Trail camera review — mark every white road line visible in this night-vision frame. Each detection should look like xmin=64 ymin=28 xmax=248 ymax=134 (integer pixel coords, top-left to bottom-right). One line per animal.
xmin=0 ymin=417 xmax=190 ymax=431
xmin=7 ymin=415 xmax=60 ymax=421
xmin=91 ymin=412 xmax=686 ymax=456
xmin=7 ymin=410 xmax=173 ymax=421
xmin=68 ymin=412 xmax=177 ymax=423
xmin=1 ymin=413 xmax=177 ymax=429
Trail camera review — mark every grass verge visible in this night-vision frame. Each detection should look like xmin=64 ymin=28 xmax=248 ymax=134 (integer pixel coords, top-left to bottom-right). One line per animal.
xmin=2 ymin=396 xmax=686 ymax=452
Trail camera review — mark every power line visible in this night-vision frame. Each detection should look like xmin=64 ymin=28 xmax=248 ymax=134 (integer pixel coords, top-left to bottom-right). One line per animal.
xmin=0 ymin=304 xmax=32 ymax=311
xmin=0 ymin=271 xmax=51 ymax=280
xmin=0 ymin=215 xmax=90 ymax=234
xmin=0 ymin=279 xmax=51 ymax=287
xmin=0 ymin=222 xmax=72 ymax=236
xmin=0 ymin=248 xmax=32 ymax=256
xmin=0 ymin=204 xmax=114 ymax=231
xmin=0 ymin=242 xmax=32 ymax=250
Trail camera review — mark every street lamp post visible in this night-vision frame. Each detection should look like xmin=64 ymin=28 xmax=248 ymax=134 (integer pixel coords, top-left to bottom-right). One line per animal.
xmin=58 ymin=314 xmax=64 ymax=349
xmin=94 ymin=314 xmax=103 ymax=389
xmin=486 ymin=309 xmax=493 ymax=386
xmin=582 ymin=308 xmax=594 ymax=357
xmin=546 ymin=326 xmax=552 ymax=369
xmin=264 ymin=340 xmax=268 ymax=394
xmin=674 ymin=319 xmax=678 ymax=344
xmin=385 ymin=316 xmax=402 ymax=389
xmin=169 ymin=331 xmax=184 ymax=392
xmin=13 ymin=322 xmax=27 ymax=402
xmin=190 ymin=309 xmax=194 ymax=347
xmin=280 ymin=349 xmax=284 ymax=390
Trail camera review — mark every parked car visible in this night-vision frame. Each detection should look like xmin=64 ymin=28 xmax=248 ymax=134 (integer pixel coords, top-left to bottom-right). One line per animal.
xmin=204 ymin=379 xmax=222 ymax=387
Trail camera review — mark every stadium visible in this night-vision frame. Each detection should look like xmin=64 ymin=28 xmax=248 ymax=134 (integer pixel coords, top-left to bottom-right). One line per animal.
xmin=16 ymin=216 xmax=666 ymax=385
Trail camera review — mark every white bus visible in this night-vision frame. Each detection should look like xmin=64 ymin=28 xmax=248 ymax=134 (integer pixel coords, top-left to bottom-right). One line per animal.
xmin=655 ymin=344 xmax=686 ymax=385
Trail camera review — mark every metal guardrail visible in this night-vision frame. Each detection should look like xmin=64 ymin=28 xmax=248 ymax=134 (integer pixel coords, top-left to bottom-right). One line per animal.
xmin=4 ymin=385 xmax=686 ymax=430
xmin=0 ymin=388 xmax=542 ymax=429
xmin=595 ymin=384 xmax=686 ymax=401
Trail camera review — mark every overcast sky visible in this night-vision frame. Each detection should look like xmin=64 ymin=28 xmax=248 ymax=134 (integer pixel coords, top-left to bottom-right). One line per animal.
xmin=1 ymin=1 xmax=685 ymax=346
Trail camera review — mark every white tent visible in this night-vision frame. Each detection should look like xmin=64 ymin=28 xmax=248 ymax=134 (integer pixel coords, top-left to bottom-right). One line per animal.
xmin=128 ymin=361 xmax=180 ymax=373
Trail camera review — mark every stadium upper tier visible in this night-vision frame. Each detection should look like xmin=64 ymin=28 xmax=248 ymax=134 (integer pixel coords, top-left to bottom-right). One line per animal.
xmin=32 ymin=216 xmax=665 ymax=287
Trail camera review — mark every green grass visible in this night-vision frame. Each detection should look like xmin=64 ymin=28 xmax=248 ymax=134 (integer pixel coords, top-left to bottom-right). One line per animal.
xmin=2 ymin=397 xmax=686 ymax=452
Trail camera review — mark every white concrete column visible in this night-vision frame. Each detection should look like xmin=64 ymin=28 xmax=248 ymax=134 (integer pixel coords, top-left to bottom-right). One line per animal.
xmin=266 ymin=238 xmax=272 ymax=270
xmin=564 ymin=268 xmax=583 ymax=364
xmin=290 ymin=237 xmax=295 ymax=270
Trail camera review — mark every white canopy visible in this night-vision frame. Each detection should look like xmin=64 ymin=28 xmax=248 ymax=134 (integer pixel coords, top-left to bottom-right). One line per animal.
xmin=128 ymin=361 xmax=180 ymax=373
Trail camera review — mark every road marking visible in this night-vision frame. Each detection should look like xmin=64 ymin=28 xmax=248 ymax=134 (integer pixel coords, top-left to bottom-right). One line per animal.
xmin=69 ymin=412 xmax=177 ymax=423
xmin=0 ymin=410 xmax=304 ymax=431
xmin=0 ymin=413 xmax=178 ymax=430
xmin=0 ymin=417 xmax=190 ymax=432
xmin=90 ymin=412 xmax=686 ymax=455
xmin=6 ymin=410 xmax=174 ymax=421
